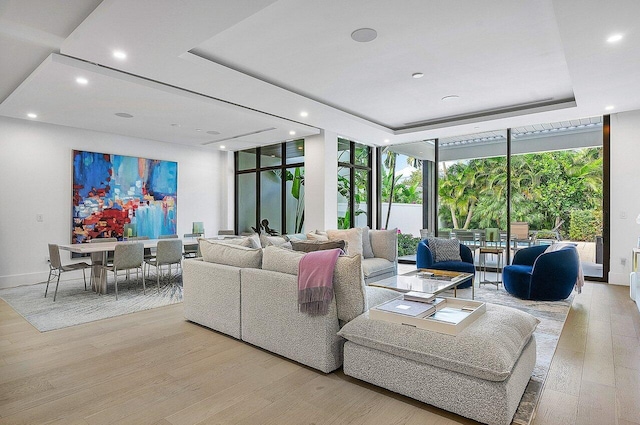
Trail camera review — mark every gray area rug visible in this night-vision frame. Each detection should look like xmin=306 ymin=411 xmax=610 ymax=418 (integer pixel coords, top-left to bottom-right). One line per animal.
xmin=0 ymin=274 xmax=182 ymax=332
xmin=444 ymin=283 xmax=574 ymax=425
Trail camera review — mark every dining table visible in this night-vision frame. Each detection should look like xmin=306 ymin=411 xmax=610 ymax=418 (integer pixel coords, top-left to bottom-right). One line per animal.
xmin=58 ymin=238 xmax=199 ymax=294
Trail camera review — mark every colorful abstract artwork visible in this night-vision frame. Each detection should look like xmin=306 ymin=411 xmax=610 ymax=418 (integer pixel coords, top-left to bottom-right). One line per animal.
xmin=72 ymin=150 xmax=178 ymax=243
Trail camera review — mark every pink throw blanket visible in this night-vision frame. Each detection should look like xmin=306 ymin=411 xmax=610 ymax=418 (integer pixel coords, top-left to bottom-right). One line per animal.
xmin=544 ymin=243 xmax=584 ymax=294
xmin=298 ymin=248 xmax=342 ymax=315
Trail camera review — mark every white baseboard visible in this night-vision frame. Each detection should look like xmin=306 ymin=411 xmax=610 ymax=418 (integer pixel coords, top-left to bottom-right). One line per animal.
xmin=608 ymin=272 xmax=630 ymax=286
xmin=0 ymin=270 xmax=85 ymax=290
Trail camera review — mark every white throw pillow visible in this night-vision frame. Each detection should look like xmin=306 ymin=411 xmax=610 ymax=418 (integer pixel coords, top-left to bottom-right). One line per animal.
xmin=327 ymin=228 xmax=363 ymax=257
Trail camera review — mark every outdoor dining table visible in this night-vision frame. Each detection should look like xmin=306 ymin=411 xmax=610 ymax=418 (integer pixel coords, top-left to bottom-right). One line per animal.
xmin=58 ymin=238 xmax=198 ymax=294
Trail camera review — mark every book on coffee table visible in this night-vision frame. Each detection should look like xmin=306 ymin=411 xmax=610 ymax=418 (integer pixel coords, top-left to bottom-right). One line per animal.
xmin=370 ymin=299 xmax=436 ymax=319
xmin=403 ymin=291 xmax=436 ymax=303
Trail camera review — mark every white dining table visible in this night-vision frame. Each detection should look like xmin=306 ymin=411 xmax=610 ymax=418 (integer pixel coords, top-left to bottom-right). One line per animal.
xmin=58 ymin=238 xmax=198 ymax=294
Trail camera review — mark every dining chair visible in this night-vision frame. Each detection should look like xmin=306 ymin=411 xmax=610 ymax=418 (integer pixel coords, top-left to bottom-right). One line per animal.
xmin=45 ymin=244 xmax=91 ymax=301
xmin=128 ymin=236 xmax=153 ymax=259
xmin=145 ymin=239 xmax=183 ymax=292
xmin=100 ymin=242 xmax=145 ymax=300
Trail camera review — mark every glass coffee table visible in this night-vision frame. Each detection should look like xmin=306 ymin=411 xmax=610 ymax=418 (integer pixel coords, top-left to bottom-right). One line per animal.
xmin=370 ymin=269 xmax=475 ymax=299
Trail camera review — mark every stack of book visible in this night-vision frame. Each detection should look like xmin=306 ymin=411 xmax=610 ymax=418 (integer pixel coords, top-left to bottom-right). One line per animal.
xmin=371 ymin=299 xmax=437 ymax=320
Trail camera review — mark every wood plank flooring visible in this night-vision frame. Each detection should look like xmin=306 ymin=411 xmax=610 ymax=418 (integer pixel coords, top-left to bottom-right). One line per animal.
xmin=0 ymin=282 xmax=638 ymax=425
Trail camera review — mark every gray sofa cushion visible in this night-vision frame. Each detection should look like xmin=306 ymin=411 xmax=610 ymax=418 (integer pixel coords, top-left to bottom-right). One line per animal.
xmin=365 ymin=286 xmax=403 ymax=309
xmin=261 ymin=246 xmax=367 ymax=323
xmin=362 ymin=257 xmax=395 ymax=279
xmin=200 ymin=240 xmax=263 ymax=268
xmin=338 ymin=303 xmax=539 ymax=382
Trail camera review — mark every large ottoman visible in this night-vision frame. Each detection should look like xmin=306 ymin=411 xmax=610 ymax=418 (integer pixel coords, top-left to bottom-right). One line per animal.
xmin=338 ymin=303 xmax=538 ymax=425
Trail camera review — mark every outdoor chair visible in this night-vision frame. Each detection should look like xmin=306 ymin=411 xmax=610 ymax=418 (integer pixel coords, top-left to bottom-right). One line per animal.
xmin=45 ymin=244 xmax=91 ymax=301
xmin=416 ymin=238 xmax=475 ymax=288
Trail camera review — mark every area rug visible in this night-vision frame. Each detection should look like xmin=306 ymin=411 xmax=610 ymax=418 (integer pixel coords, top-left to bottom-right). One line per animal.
xmin=443 ymin=283 xmax=574 ymax=425
xmin=0 ymin=274 xmax=182 ymax=332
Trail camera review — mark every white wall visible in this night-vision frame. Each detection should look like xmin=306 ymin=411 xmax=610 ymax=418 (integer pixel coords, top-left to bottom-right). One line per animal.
xmin=609 ymin=110 xmax=640 ymax=285
xmin=0 ymin=116 xmax=226 ymax=288
xmin=305 ymin=130 xmax=338 ymax=231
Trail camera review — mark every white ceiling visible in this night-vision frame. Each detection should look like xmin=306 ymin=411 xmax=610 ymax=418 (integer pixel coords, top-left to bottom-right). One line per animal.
xmin=1 ymin=0 xmax=639 ymax=150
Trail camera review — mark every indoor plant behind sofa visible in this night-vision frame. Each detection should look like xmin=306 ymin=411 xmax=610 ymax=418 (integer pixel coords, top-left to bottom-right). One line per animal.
xmin=183 ymin=242 xmax=400 ymax=373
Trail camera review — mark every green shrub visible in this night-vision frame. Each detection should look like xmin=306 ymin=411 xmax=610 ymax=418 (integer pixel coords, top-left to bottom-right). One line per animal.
xmin=398 ymin=233 xmax=422 ymax=256
xmin=569 ymin=210 xmax=602 ymax=241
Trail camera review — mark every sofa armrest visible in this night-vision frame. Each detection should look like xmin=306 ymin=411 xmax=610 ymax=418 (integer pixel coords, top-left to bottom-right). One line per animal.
xmin=416 ymin=240 xmax=434 ymax=269
xmin=182 ymin=258 xmax=242 ymax=339
xmin=369 ymin=229 xmax=398 ymax=263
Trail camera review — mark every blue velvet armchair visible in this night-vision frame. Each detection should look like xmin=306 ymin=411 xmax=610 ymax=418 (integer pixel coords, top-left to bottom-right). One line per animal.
xmin=416 ymin=239 xmax=475 ymax=288
xmin=503 ymin=244 xmax=579 ymax=301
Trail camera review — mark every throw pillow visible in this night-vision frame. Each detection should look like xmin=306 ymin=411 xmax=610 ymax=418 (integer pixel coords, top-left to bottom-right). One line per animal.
xmin=259 ymin=234 xmax=290 ymax=248
xmin=246 ymin=233 xmax=262 ymax=249
xmin=291 ymin=240 xmax=346 ymax=253
xmin=361 ymin=226 xmax=375 ymax=259
xmin=431 ymin=238 xmax=461 ymax=262
xmin=200 ymin=240 xmax=262 ymax=268
xmin=262 ymin=245 xmax=304 ymax=275
xmin=306 ymin=232 xmax=329 ymax=241
xmin=327 ymin=228 xmax=363 ymax=257
xmin=204 ymin=237 xmax=253 ymax=247
xmin=369 ymin=228 xmax=397 ymax=262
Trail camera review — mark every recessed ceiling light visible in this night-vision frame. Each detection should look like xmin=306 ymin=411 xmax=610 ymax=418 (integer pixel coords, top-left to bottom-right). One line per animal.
xmin=607 ymin=33 xmax=623 ymax=43
xmin=300 ymin=111 xmax=308 ymax=117
xmin=289 ymin=131 xmax=296 ymax=135
xmin=441 ymin=95 xmax=460 ymax=101
xmin=220 ymin=145 xmax=226 ymax=149
xmin=27 ymin=112 xmax=37 ymax=119
xmin=114 ymin=112 xmax=133 ymax=118
xmin=195 ymin=128 xmax=202 ymax=132
xmin=351 ymin=28 xmax=377 ymax=43
xmin=206 ymin=130 xmax=220 ymax=135
xmin=412 ymin=72 xmax=424 ymax=79
xmin=605 ymin=105 xmax=615 ymax=111
xmin=76 ymin=77 xmax=88 ymax=85
xmin=113 ymin=50 xmax=127 ymax=60
xmin=384 ymin=139 xmax=390 ymax=143
xmin=171 ymin=123 xmax=180 ymax=127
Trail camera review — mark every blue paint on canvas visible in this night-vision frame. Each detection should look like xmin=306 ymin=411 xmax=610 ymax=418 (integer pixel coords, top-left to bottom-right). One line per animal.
xmin=72 ymin=150 xmax=178 ymax=243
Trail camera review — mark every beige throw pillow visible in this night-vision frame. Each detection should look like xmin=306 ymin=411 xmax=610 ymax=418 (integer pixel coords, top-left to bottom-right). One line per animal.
xmin=327 ymin=228 xmax=363 ymax=257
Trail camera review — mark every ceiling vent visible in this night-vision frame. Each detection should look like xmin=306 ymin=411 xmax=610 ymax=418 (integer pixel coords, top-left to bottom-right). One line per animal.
xmin=201 ymin=127 xmax=277 ymax=145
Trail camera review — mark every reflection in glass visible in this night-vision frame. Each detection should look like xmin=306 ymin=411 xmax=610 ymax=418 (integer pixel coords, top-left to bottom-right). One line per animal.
xmin=261 ymin=144 xmax=282 ymax=167
xmin=238 ymin=149 xmax=256 ymax=170
xmin=338 ymin=138 xmax=350 ymax=163
xmin=237 ymin=173 xmax=256 ymax=234
xmin=286 ymin=140 xmax=305 ymax=165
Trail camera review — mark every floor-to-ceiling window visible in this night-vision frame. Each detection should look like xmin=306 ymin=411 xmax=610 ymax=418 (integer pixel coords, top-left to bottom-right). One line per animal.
xmin=337 ymin=138 xmax=372 ymax=229
xmin=235 ymin=140 xmax=305 ymax=235
xmin=376 ymin=116 xmax=607 ymax=280
xmin=510 ymin=117 xmax=604 ymax=278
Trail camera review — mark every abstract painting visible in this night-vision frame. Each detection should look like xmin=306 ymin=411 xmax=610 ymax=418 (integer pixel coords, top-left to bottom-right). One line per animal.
xmin=72 ymin=150 xmax=178 ymax=243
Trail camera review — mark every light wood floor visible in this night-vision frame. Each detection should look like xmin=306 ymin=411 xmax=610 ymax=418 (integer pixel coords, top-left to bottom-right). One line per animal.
xmin=0 ymin=282 xmax=638 ymax=425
